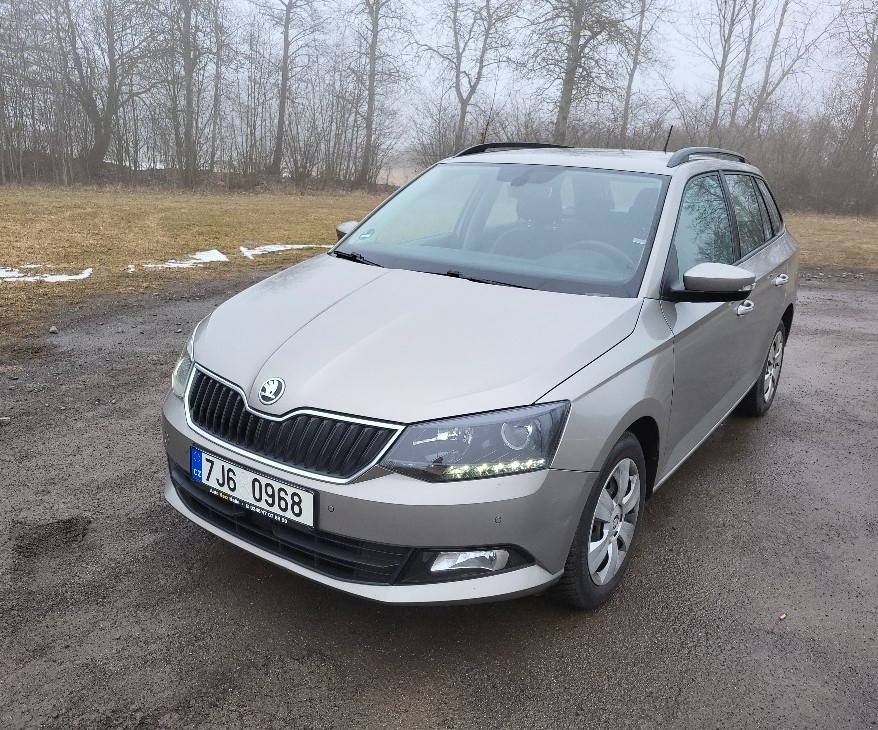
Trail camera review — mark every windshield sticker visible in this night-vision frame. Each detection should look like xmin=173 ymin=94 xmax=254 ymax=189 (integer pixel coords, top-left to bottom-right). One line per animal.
xmin=359 ymin=228 xmax=375 ymax=240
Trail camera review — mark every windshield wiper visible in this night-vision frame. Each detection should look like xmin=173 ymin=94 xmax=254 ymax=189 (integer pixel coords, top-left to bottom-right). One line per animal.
xmin=443 ymin=270 xmax=534 ymax=290
xmin=331 ymin=250 xmax=383 ymax=267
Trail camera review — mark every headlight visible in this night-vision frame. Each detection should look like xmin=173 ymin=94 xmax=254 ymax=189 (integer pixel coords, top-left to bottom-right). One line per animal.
xmin=380 ymin=402 xmax=569 ymax=482
xmin=171 ymin=334 xmax=195 ymax=398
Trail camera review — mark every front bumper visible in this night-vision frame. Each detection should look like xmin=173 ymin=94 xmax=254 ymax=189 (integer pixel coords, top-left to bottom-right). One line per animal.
xmin=162 ymin=393 xmax=595 ymax=605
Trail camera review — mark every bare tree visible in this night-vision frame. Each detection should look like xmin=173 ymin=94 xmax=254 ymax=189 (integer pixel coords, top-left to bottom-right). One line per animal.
xmin=1 ymin=0 xmax=877 ymax=216
xmin=526 ymin=0 xmax=627 ymax=145
xmin=41 ymin=0 xmax=164 ymax=174
xmin=354 ymin=0 xmax=405 ymax=186
xmin=419 ymin=0 xmax=515 ymax=154
xmin=256 ymin=0 xmax=311 ymax=176
xmin=619 ymin=0 xmax=670 ymax=146
xmin=690 ymin=0 xmax=751 ymax=144
xmin=728 ymin=0 xmax=761 ymax=127
xmin=741 ymin=0 xmax=827 ymax=137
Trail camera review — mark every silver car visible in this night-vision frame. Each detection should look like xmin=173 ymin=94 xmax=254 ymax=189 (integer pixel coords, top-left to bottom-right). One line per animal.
xmin=163 ymin=144 xmax=797 ymax=607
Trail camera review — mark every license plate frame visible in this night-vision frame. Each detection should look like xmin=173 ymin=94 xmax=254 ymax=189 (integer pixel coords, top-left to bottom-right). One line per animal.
xmin=189 ymin=446 xmax=317 ymax=529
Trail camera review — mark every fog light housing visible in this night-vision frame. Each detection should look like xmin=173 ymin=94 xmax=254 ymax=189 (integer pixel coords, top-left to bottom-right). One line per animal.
xmin=431 ymin=549 xmax=509 ymax=573
xmin=399 ymin=546 xmax=532 ymax=584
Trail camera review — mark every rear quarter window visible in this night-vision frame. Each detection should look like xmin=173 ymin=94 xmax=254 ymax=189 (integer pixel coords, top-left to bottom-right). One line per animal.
xmin=755 ymin=177 xmax=783 ymax=234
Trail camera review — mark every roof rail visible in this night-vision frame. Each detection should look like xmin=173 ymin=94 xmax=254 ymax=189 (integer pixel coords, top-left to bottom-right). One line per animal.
xmin=667 ymin=147 xmax=748 ymax=168
xmin=454 ymin=142 xmax=571 ymax=157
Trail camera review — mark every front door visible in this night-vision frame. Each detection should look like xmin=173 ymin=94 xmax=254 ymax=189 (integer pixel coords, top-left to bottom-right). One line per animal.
xmin=660 ymin=172 xmax=756 ymax=471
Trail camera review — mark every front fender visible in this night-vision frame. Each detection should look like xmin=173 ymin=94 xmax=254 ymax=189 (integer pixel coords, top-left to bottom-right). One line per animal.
xmin=542 ymin=299 xmax=674 ymax=480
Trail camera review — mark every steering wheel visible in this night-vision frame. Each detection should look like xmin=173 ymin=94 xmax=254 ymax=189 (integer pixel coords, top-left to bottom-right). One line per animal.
xmin=563 ymin=239 xmax=638 ymax=271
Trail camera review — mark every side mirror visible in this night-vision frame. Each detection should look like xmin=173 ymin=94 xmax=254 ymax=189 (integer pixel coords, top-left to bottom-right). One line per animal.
xmin=668 ymin=263 xmax=756 ymax=302
xmin=336 ymin=220 xmax=359 ymax=241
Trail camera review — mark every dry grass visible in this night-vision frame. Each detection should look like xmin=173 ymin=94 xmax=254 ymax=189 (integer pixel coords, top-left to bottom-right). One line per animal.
xmin=1 ymin=189 xmax=876 ymax=339
xmin=785 ymin=212 xmax=878 ymax=270
xmin=0 ymin=188 xmax=385 ymax=332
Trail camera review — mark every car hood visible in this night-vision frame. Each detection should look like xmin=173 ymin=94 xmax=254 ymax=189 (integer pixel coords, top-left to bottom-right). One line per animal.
xmin=193 ymin=255 xmax=643 ymax=423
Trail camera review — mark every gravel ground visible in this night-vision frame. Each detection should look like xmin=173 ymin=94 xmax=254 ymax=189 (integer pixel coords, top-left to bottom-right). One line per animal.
xmin=1 ymin=271 xmax=876 ymax=729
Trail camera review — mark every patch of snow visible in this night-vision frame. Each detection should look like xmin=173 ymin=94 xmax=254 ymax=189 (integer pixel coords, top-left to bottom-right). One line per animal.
xmin=239 ymin=244 xmax=331 ymax=259
xmin=143 ymin=249 xmax=229 ymax=269
xmin=1 ymin=266 xmax=93 ymax=283
xmin=126 ymin=264 xmax=136 ymax=273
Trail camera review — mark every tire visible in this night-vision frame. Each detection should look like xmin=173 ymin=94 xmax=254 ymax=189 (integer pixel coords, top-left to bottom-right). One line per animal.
xmin=551 ymin=432 xmax=646 ymax=609
xmin=737 ymin=321 xmax=786 ymax=418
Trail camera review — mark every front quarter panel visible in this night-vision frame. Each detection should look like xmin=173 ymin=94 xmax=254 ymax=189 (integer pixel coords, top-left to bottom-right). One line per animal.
xmin=543 ymin=298 xmax=674 ymax=479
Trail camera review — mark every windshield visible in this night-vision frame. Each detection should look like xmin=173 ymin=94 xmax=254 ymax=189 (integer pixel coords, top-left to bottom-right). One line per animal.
xmin=334 ymin=162 xmax=669 ymax=296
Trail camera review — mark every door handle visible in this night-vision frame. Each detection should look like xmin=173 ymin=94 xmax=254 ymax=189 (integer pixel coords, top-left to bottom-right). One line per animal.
xmin=774 ymin=274 xmax=789 ymax=287
xmin=736 ymin=300 xmax=755 ymax=316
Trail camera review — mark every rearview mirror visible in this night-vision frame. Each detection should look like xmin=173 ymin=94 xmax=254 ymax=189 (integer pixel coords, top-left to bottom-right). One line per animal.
xmin=668 ymin=263 xmax=756 ymax=302
xmin=336 ymin=220 xmax=359 ymax=241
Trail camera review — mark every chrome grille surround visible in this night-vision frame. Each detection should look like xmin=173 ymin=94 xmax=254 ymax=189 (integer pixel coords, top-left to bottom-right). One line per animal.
xmin=184 ymin=365 xmax=404 ymax=484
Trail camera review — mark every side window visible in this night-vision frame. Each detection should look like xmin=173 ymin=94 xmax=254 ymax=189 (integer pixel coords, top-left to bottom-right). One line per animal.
xmin=752 ymin=178 xmax=774 ymax=242
xmin=755 ymin=178 xmax=783 ymax=234
xmin=672 ymin=173 xmax=736 ymax=277
xmin=725 ymin=173 xmax=768 ymax=256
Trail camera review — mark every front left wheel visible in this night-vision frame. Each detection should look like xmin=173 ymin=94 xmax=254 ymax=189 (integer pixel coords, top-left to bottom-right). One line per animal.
xmin=551 ymin=432 xmax=646 ymax=609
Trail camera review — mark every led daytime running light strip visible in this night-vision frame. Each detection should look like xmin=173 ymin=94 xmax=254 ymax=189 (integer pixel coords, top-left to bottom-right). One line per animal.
xmin=444 ymin=458 xmax=547 ymax=480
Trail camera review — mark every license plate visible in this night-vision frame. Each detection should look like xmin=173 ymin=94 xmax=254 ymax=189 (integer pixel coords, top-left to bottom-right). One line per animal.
xmin=190 ymin=447 xmax=315 ymax=528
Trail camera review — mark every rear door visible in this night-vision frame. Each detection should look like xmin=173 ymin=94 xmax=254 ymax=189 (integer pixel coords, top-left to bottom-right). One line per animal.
xmin=722 ymin=173 xmax=792 ymax=386
xmin=660 ymin=172 xmax=757 ymax=470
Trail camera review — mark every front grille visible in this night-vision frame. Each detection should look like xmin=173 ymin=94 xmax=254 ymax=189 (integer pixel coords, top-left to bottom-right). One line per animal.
xmin=170 ymin=462 xmax=415 ymax=584
xmin=187 ymin=369 xmax=397 ymax=480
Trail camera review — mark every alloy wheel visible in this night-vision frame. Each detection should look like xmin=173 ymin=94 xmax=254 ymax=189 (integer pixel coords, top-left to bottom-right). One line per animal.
xmin=763 ymin=330 xmax=785 ymax=403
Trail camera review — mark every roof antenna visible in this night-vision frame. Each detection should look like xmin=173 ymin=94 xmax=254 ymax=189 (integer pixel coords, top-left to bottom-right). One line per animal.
xmin=663 ymin=125 xmax=674 ymax=153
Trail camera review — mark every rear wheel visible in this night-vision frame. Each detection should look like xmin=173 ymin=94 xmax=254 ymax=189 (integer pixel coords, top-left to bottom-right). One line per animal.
xmin=551 ymin=432 xmax=646 ymax=609
xmin=738 ymin=321 xmax=786 ymax=417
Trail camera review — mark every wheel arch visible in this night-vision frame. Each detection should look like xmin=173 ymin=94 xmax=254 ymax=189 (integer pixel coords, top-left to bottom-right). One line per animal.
xmin=564 ymin=399 xmax=665 ymax=493
xmin=625 ymin=416 xmax=661 ymax=498
xmin=782 ymin=303 xmax=794 ymax=337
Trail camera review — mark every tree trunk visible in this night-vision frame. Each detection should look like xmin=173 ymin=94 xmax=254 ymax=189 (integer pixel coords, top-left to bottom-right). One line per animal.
xmin=620 ymin=0 xmax=647 ymax=147
xmin=553 ymin=6 xmax=583 ymax=145
xmin=209 ymin=2 xmax=223 ymax=173
xmin=356 ymin=0 xmax=380 ymax=186
xmin=182 ymin=0 xmax=197 ymax=188
xmin=708 ymin=0 xmax=744 ymax=145
xmin=729 ymin=0 xmax=758 ymax=129
xmin=453 ymin=97 xmax=469 ymax=151
xmin=269 ymin=1 xmax=294 ymax=177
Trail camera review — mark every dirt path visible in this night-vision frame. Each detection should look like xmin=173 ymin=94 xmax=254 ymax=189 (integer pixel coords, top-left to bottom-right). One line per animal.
xmin=1 ymin=272 xmax=876 ymax=729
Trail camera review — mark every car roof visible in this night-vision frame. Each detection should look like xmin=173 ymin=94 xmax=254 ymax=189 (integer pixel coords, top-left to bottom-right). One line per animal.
xmin=441 ymin=147 xmax=761 ymax=176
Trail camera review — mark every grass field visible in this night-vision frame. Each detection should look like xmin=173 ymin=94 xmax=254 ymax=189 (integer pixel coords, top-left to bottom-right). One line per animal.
xmin=1 ymin=188 xmax=876 ymax=336
xmin=784 ymin=212 xmax=878 ymax=270
xmin=0 ymin=188 xmax=384 ymax=331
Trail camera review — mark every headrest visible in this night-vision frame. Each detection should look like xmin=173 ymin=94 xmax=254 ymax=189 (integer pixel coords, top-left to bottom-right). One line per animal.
xmin=631 ymin=187 xmax=659 ymax=216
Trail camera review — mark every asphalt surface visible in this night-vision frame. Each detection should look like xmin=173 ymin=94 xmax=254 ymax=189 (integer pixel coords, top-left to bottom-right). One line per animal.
xmin=1 ymin=271 xmax=876 ymax=729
